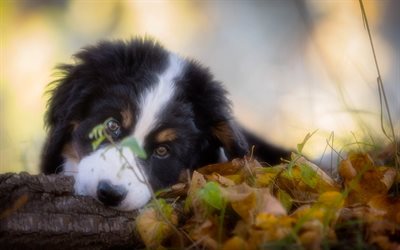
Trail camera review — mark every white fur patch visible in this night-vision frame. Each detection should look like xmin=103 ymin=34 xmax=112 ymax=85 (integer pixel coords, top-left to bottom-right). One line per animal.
xmin=134 ymin=54 xmax=185 ymax=146
xmin=218 ymin=147 xmax=228 ymax=162
xmin=73 ymin=147 xmax=151 ymax=211
xmin=62 ymin=159 xmax=78 ymax=176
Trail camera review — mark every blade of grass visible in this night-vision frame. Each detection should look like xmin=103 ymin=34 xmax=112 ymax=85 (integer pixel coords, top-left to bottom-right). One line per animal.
xmin=358 ymin=0 xmax=399 ymax=192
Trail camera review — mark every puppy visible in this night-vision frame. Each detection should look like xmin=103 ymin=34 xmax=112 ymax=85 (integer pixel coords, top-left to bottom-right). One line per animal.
xmin=41 ymin=38 xmax=289 ymax=210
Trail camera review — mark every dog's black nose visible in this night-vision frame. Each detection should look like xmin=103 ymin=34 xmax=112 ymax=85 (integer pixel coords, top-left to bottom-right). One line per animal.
xmin=97 ymin=180 xmax=128 ymax=207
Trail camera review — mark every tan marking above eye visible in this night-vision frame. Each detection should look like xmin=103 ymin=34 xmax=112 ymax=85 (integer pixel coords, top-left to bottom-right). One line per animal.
xmin=120 ymin=108 xmax=134 ymax=128
xmin=155 ymin=128 xmax=177 ymax=143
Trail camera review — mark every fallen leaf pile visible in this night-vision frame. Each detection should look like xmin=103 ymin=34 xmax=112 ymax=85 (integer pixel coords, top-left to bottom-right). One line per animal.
xmin=136 ymin=147 xmax=400 ymax=250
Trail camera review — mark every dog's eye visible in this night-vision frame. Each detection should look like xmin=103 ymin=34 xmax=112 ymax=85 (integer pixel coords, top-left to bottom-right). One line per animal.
xmin=153 ymin=145 xmax=170 ymax=159
xmin=105 ymin=118 xmax=121 ymax=137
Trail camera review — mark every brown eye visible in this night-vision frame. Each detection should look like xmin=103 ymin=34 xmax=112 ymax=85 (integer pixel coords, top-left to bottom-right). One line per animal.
xmin=153 ymin=145 xmax=170 ymax=159
xmin=105 ymin=118 xmax=121 ymax=137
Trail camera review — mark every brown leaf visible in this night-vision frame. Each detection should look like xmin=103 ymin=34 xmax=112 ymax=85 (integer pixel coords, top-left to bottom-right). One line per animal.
xmin=338 ymin=159 xmax=357 ymax=180
xmin=368 ymin=195 xmax=400 ymax=224
xmin=206 ymin=173 xmax=236 ymax=186
xmin=189 ymin=219 xmax=218 ymax=250
xmin=197 ymin=159 xmax=244 ymax=176
xmin=347 ymin=153 xmax=375 ymax=171
xmin=338 ymin=153 xmax=397 ymax=205
xmin=185 ymin=171 xmax=207 ymax=214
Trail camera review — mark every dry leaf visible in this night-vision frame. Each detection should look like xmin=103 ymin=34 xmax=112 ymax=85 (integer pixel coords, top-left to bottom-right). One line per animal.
xmin=189 ymin=219 xmax=218 ymax=250
xmin=133 ymin=145 xmax=398 ymax=250
xmin=368 ymin=195 xmax=400 ymax=224
xmin=276 ymin=156 xmax=339 ymax=204
xmin=341 ymin=153 xmax=397 ymax=204
xmin=185 ymin=171 xmax=207 ymax=214
xmin=249 ymin=213 xmax=295 ymax=246
xmin=256 ymin=188 xmax=287 ymax=216
xmin=222 ymin=236 xmax=249 ymax=250
xmin=298 ymin=220 xmax=323 ymax=250
xmin=221 ymin=183 xmax=256 ymax=222
xmin=197 ymin=160 xmax=243 ymax=176
xmin=136 ymin=205 xmax=178 ymax=248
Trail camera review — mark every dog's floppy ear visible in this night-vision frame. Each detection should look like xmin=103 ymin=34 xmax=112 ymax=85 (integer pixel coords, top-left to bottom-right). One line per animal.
xmin=211 ymin=119 xmax=249 ymax=160
xmin=41 ymin=64 xmax=86 ymax=174
xmin=183 ymin=64 xmax=249 ymax=160
xmin=41 ymin=124 xmax=71 ymax=174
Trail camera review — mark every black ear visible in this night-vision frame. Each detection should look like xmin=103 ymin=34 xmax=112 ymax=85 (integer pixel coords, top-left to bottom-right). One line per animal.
xmin=41 ymin=64 xmax=84 ymax=174
xmin=211 ymin=119 xmax=249 ymax=160
xmin=182 ymin=62 xmax=250 ymax=161
xmin=41 ymin=125 xmax=70 ymax=174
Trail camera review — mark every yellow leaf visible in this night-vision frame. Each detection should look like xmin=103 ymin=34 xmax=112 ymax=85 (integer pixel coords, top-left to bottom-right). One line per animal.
xmin=317 ymin=191 xmax=344 ymax=209
xmin=136 ymin=206 xmax=178 ymax=248
xmin=252 ymin=213 xmax=295 ymax=242
xmin=222 ymin=236 xmax=249 ymax=250
xmin=298 ymin=220 xmax=324 ymax=250
xmin=254 ymin=165 xmax=284 ymax=187
xmin=221 ymin=184 xmax=256 ymax=222
xmin=276 ymin=156 xmax=339 ymax=203
xmin=347 ymin=152 xmax=375 ymax=171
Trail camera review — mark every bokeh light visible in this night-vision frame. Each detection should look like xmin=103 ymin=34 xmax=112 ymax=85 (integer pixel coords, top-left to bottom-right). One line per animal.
xmin=1 ymin=0 xmax=398 ymax=173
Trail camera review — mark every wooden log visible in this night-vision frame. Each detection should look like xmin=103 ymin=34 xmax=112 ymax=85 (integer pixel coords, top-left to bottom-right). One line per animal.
xmin=0 ymin=172 xmax=143 ymax=249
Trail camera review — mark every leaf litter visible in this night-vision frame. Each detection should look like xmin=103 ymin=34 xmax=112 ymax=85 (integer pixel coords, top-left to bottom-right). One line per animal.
xmin=135 ymin=143 xmax=399 ymax=250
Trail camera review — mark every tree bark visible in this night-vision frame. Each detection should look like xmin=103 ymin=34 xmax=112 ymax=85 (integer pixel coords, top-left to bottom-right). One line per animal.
xmin=0 ymin=172 xmax=143 ymax=250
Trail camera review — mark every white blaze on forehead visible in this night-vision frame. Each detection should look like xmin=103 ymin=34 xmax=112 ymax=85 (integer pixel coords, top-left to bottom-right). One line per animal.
xmin=134 ymin=54 xmax=186 ymax=146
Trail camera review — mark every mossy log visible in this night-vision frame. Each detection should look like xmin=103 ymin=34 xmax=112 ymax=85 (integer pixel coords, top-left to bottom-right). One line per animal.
xmin=0 ymin=172 xmax=142 ymax=249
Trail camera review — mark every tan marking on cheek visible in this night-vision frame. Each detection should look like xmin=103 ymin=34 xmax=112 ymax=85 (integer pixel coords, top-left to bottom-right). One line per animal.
xmin=156 ymin=128 xmax=177 ymax=143
xmin=121 ymin=109 xmax=134 ymax=128
xmin=61 ymin=142 xmax=81 ymax=164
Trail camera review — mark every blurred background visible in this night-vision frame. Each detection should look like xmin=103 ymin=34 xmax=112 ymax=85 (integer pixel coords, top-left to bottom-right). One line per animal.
xmin=1 ymin=0 xmax=399 ymax=173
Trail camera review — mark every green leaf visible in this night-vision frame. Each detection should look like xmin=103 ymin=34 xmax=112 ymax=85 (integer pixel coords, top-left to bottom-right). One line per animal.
xmin=277 ymin=189 xmax=292 ymax=212
xmin=121 ymin=137 xmax=147 ymax=159
xmin=150 ymin=198 xmax=173 ymax=219
xmin=89 ymin=124 xmax=106 ymax=150
xmin=198 ymin=182 xmax=225 ymax=210
xmin=300 ymin=163 xmax=317 ymax=188
xmin=296 ymin=130 xmax=318 ymax=154
xmin=91 ymin=135 xmax=106 ymax=151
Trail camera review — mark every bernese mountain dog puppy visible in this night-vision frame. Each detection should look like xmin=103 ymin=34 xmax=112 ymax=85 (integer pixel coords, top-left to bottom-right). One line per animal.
xmin=41 ymin=38 xmax=289 ymax=211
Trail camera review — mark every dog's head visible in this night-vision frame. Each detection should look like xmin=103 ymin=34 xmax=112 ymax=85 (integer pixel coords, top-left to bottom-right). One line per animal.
xmin=41 ymin=39 xmax=248 ymax=210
